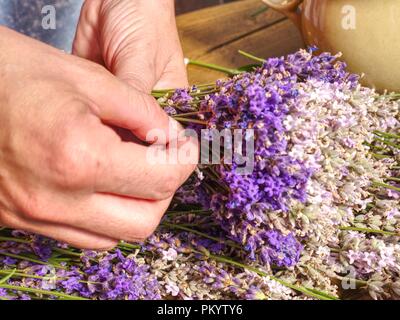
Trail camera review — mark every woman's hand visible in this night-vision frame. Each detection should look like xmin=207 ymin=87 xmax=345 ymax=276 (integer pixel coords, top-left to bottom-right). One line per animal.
xmin=0 ymin=27 xmax=197 ymax=249
xmin=73 ymin=0 xmax=188 ymax=92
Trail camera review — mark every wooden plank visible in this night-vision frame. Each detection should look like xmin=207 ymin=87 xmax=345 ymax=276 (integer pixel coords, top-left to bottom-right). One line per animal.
xmin=177 ymin=0 xmax=305 ymax=84
xmin=187 ymin=19 xmax=304 ymax=84
xmin=177 ymin=0 xmax=286 ymax=58
xmin=176 ymin=0 xmax=238 ymax=15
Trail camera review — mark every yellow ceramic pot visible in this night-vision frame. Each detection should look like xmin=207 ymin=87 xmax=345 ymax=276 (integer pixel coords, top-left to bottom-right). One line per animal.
xmin=263 ymin=0 xmax=400 ymax=92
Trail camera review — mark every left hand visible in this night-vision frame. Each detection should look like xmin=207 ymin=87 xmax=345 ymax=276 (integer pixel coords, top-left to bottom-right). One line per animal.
xmin=73 ymin=0 xmax=188 ymax=92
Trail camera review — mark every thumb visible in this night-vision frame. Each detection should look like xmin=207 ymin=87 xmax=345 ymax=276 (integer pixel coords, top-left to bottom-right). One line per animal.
xmin=154 ymin=56 xmax=189 ymax=90
xmin=111 ymin=44 xmax=189 ymax=92
xmin=72 ymin=0 xmax=103 ymax=65
xmin=82 ymin=72 xmax=177 ymax=144
xmin=110 ymin=48 xmax=158 ymax=94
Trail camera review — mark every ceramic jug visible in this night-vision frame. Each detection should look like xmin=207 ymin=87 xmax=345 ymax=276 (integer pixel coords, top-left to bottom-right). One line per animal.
xmin=263 ymin=0 xmax=400 ymax=92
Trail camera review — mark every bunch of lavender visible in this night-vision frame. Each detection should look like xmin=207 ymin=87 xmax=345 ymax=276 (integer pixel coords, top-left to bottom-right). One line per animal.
xmin=1 ymin=49 xmax=399 ymax=300
xmin=271 ymin=81 xmax=399 ymax=299
xmin=0 ymin=231 xmax=160 ymax=300
xmin=167 ymin=49 xmax=359 ymax=267
xmin=161 ymin=49 xmax=400 ymax=298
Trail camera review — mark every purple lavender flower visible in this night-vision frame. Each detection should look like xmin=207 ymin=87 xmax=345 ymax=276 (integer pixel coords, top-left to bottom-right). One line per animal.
xmin=260 ymin=230 xmax=303 ymax=267
xmin=31 ymin=235 xmax=53 ymax=261
xmin=81 ymin=250 xmax=161 ymax=300
xmin=168 ymin=49 xmax=358 ymax=266
xmin=1 ymin=48 xmax=382 ymax=301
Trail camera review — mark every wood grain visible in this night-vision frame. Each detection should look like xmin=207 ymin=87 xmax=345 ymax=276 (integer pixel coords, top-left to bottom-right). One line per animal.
xmin=176 ymin=0 xmax=304 ymax=84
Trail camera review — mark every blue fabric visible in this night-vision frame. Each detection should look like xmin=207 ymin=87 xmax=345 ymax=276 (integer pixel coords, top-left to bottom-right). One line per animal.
xmin=0 ymin=0 xmax=83 ymax=52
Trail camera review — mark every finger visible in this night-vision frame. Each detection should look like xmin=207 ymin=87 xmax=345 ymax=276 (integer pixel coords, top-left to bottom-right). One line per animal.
xmin=111 ymin=42 xmax=189 ymax=93
xmin=10 ymin=188 xmax=172 ymax=242
xmin=93 ymin=122 xmax=199 ymax=200
xmin=72 ymin=0 xmax=104 ymax=65
xmin=63 ymin=194 xmax=172 ymax=242
xmin=110 ymin=49 xmax=158 ymax=94
xmin=108 ymin=17 xmax=187 ymax=93
xmin=79 ymin=72 xmax=174 ymax=144
xmin=0 ymin=209 xmax=118 ymax=250
xmin=34 ymin=110 xmax=196 ymax=201
xmin=154 ymin=55 xmax=189 ymax=90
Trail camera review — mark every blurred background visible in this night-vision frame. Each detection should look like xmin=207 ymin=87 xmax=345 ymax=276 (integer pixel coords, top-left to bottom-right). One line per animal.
xmin=0 ymin=0 xmax=302 ymax=84
xmin=0 ymin=0 xmax=238 ymax=51
xmin=176 ymin=0 xmax=236 ymax=14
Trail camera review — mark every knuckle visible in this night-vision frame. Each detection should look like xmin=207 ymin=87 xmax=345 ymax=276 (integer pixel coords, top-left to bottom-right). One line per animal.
xmin=0 ymin=184 xmax=49 ymax=225
xmin=129 ymin=217 xmax=161 ymax=242
xmin=21 ymin=207 xmax=45 ymax=221
xmin=153 ymin=172 xmax=181 ymax=200
xmin=12 ymin=192 xmax=38 ymax=219
xmin=51 ymin=130 xmax=96 ymax=189
xmin=0 ymin=208 xmax=9 ymax=226
xmin=17 ymin=193 xmax=52 ymax=222
xmin=88 ymin=62 xmax=109 ymax=80
xmin=0 ymin=213 xmax=15 ymax=229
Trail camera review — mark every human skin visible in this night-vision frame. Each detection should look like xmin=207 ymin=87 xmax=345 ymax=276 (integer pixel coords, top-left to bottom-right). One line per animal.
xmin=73 ymin=0 xmax=188 ymax=92
xmin=0 ymin=22 xmax=197 ymax=249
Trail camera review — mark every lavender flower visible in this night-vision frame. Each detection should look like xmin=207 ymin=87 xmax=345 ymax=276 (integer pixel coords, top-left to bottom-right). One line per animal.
xmin=1 ymin=48 xmax=399 ymax=300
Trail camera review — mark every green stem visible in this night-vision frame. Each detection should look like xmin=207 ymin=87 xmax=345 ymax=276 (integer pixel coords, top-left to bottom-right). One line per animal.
xmin=0 ymin=269 xmax=16 ymax=284
xmin=0 ymin=252 xmax=65 ymax=269
xmin=190 ymin=90 xmax=218 ymax=97
xmin=152 ymin=82 xmax=216 ymax=95
xmin=374 ymin=130 xmax=400 ymax=140
xmin=372 ymin=181 xmax=400 ymax=192
xmin=187 ymin=59 xmax=242 ymax=76
xmin=382 ymin=93 xmax=400 ymax=100
xmin=335 ymin=275 xmax=369 ymax=287
xmin=166 ymin=209 xmax=212 ymax=216
xmin=385 ymin=176 xmax=400 ymax=182
xmin=166 ymin=209 xmax=212 ymax=217
xmin=340 ymin=226 xmax=399 ymax=236
xmin=0 ymin=269 xmax=57 ymax=281
xmin=203 ymin=252 xmax=338 ymax=300
xmin=172 ymin=111 xmax=204 ymax=117
xmin=0 ymin=236 xmax=30 ymax=244
xmin=161 ymin=222 xmax=242 ymax=250
xmin=117 ymin=242 xmax=141 ymax=251
xmin=364 ymin=142 xmax=387 ymax=152
xmin=172 ymin=117 xmax=208 ymax=125
xmin=0 ymin=269 xmax=101 ymax=286
xmin=370 ymin=153 xmax=390 ymax=159
xmin=158 ymin=222 xmax=337 ymax=301
xmin=374 ymin=137 xmax=400 ymax=150
xmin=238 ymin=50 xmax=266 ymax=63
xmin=0 ymin=284 xmax=88 ymax=300
xmin=52 ymin=248 xmax=82 ymax=258
xmin=152 ymin=92 xmax=168 ymax=98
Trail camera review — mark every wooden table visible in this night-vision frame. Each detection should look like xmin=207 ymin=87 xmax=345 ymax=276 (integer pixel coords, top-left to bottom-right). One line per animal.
xmin=177 ymin=0 xmax=304 ymax=84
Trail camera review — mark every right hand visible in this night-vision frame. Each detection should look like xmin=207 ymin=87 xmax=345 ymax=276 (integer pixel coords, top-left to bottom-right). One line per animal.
xmin=0 ymin=27 xmax=198 ymax=249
